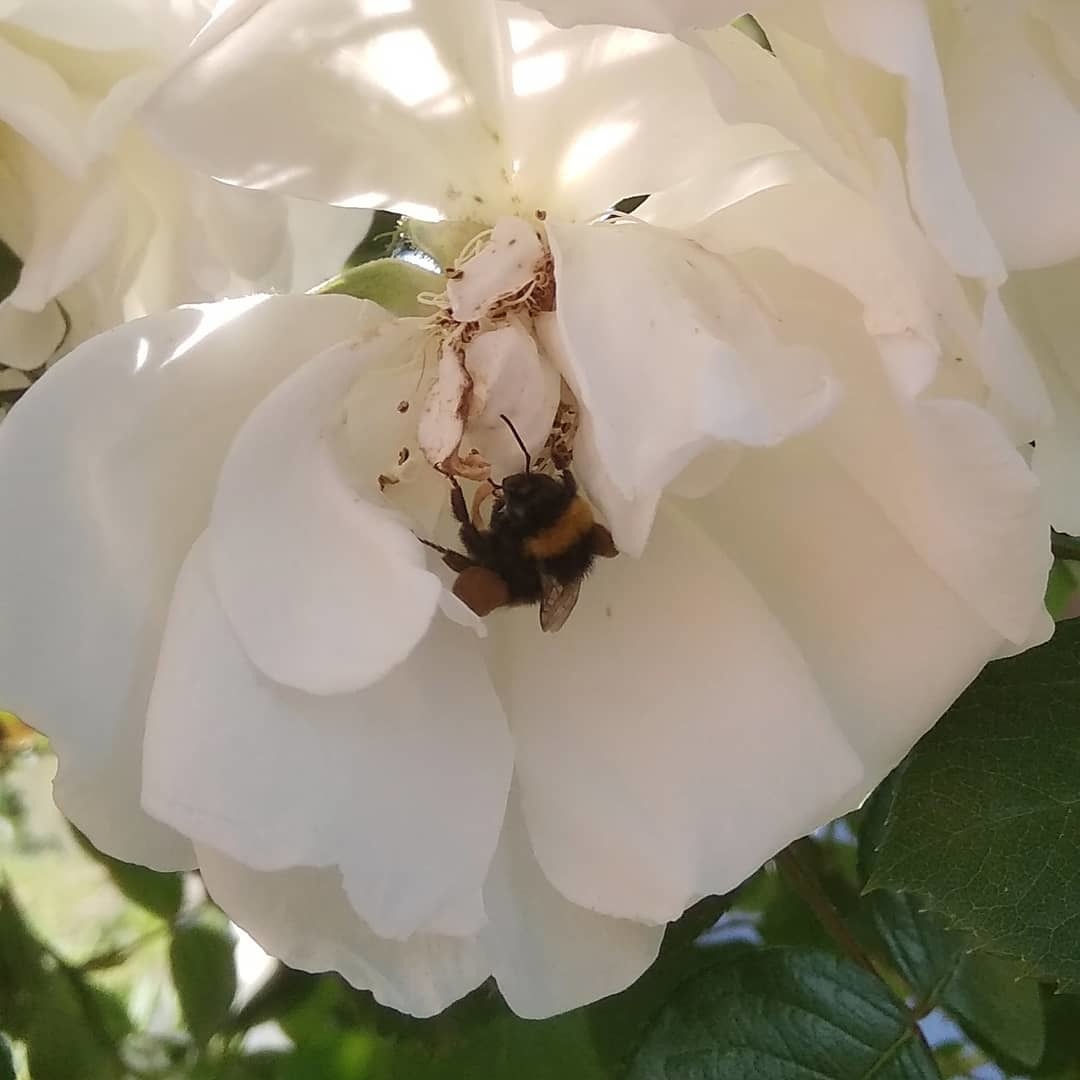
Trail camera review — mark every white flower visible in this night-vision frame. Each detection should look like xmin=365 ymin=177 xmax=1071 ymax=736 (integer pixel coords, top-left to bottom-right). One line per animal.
xmin=0 ymin=0 xmax=373 ymax=394
xmin=0 ymin=0 xmax=1053 ymax=1017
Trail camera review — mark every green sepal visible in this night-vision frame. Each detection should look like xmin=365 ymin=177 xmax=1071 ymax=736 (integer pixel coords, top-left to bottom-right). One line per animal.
xmin=402 ymin=218 xmax=487 ymax=270
xmin=311 ymin=258 xmax=444 ymax=317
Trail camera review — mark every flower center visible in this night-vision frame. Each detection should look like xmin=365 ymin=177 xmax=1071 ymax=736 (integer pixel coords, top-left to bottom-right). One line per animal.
xmin=415 ymin=215 xmax=572 ymax=484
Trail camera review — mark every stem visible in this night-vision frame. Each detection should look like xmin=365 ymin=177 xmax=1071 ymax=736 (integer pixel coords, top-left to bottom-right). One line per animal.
xmin=774 ymin=845 xmax=879 ymax=977
xmin=775 ymin=842 xmax=938 ymax=1062
xmin=1051 ymin=529 xmax=1080 ymax=562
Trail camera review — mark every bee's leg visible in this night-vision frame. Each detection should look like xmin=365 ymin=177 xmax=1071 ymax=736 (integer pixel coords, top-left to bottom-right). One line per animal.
xmin=559 ymin=469 xmax=578 ymax=498
xmin=446 ymin=476 xmax=492 ymax=564
xmin=415 ymin=535 xmax=475 ymax=573
xmin=447 ymin=476 xmax=470 ymax=526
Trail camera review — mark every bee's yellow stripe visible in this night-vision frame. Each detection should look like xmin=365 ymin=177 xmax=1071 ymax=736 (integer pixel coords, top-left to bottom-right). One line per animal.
xmin=524 ymin=497 xmax=594 ymax=559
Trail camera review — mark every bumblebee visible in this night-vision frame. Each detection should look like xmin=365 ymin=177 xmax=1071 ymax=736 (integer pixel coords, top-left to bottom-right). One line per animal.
xmin=420 ymin=417 xmax=617 ymax=632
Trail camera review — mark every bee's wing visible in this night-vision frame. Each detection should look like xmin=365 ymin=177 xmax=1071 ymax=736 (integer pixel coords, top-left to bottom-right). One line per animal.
xmin=539 ymin=573 xmax=582 ymax=633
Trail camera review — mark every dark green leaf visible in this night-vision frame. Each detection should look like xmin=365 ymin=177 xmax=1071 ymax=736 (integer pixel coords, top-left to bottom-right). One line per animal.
xmin=0 ymin=238 xmax=20 ymax=305
xmin=1033 ymin=990 xmax=1080 ymax=1076
xmin=228 ymin=964 xmax=320 ymax=1033
xmin=868 ymin=620 xmax=1080 ymax=990
xmin=312 ymin=258 xmax=445 ymax=316
xmin=659 ymin=895 xmax=729 ymax=955
xmin=628 ymin=948 xmax=940 ymax=1080
xmin=170 ymin=922 xmax=237 ymax=1044
xmin=367 ymin=1012 xmax=607 ymax=1080
xmin=857 ymin=767 xmax=903 ymax=887
xmin=0 ymin=1034 xmax=14 ymax=1080
xmin=870 ymin=891 xmax=1045 ymax=1066
xmin=71 ymin=827 xmax=183 ymax=919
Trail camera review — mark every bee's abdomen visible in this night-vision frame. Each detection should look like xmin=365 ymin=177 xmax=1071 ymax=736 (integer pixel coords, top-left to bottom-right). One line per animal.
xmin=523 ymin=497 xmax=594 ymax=560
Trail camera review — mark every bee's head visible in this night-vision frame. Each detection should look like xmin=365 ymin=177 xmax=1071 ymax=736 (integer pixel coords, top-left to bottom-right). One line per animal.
xmin=494 ymin=472 xmax=568 ymax=529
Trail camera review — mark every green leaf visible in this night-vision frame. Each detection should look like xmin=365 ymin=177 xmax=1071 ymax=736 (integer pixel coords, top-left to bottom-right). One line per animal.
xmin=1033 ymin=990 xmax=1080 ymax=1076
xmin=0 ymin=238 xmax=20 ymax=305
xmin=869 ymin=891 xmax=1045 ymax=1066
xmin=857 ymin=767 xmax=902 ymax=887
xmin=628 ymin=949 xmax=940 ymax=1080
xmin=868 ymin=620 xmax=1080 ymax=990
xmin=0 ymin=1034 xmax=14 ymax=1080
xmin=312 ymin=258 xmax=445 ymax=316
xmin=0 ymin=886 xmax=123 ymax=1078
xmin=170 ymin=922 xmax=237 ymax=1044
xmin=368 ymin=1012 xmax=607 ymax=1080
xmin=228 ymin=964 xmax=320 ymax=1033
xmin=71 ymin=827 xmax=183 ymax=919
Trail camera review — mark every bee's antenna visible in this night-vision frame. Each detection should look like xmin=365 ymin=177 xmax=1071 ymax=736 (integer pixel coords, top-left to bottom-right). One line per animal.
xmin=499 ymin=414 xmax=531 ymax=473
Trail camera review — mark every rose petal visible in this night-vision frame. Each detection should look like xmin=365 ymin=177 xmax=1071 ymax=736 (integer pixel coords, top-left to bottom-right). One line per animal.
xmin=489 ymin=504 xmax=864 ymax=924
xmin=0 ymin=293 xmax=367 ymax=865
xmin=146 ymin=0 xmax=728 ymax=221
xmin=782 ymin=0 xmax=1004 ymax=279
xmin=0 ymin=298 xmax=66 ymax=370
xmin=208 ymin=316 xmax=444 ymax=695
xmin=196 ymin=847 xmax=490 ymax=1017
xmin=144 ymin=537 xmax=511 ymax=939
xmin=751 ymin=262 xmax=1052 ymax=651
xmin=526 ymin=0 xmax=754 ymax=31
xmin=481 ymin=794 xmax=663 ymax=1019
xmin=1005 ymin=258 xmax=1080 ymax=533
xmin=944 ymin=6 xmax=1080 ymax=270
xmin=0 ymin=34 xmax=91 ymax=176
xmin=540 ymin=219 xmax=836 ymax=554
xmin=685 ymin=401 xmax=1050 ymax=796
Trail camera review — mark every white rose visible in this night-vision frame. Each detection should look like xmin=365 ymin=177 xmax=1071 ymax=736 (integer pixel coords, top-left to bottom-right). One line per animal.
xmin=0 ymin=0 xmax=373 ymax=412
xmin=0 ymin=0 xmax=1052 ymax=1018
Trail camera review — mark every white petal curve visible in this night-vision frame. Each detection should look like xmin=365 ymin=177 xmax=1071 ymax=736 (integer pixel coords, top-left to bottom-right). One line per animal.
xmin=481 ymin=794 xmax=664 ymax=1019
xmin=490 ymin=504 xmax=864 ymax=924
xmin=196 ymin=847 xmax=490 ymax=1018
xmin=0 ymin=293 xmax=366 ymax=866
xmin=0 ymin=298 xmax=66 ymax=371
xmin=527 ymin=0 xmax=753 ymax=31
xmin=146 ymin=0 xmax=729 ymax=222
xmin=0 ymin=34 xmax=90 ymax=176
xmin=208 ymin=316 xmax=444 ymax=696
xmin=684 ymin=412 xmax=1049 ymax=797
xmin=817 ymin=0 xmax=1004 ymax=279
xmin=144 ymin=537 xmax=511 ymax=940
xmin=542 ymin=219 xmax=835 ymax=554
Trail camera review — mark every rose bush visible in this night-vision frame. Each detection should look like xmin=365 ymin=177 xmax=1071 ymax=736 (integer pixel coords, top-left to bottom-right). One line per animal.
xmin=0 ymin=0 xmax=1054 ymax=1016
